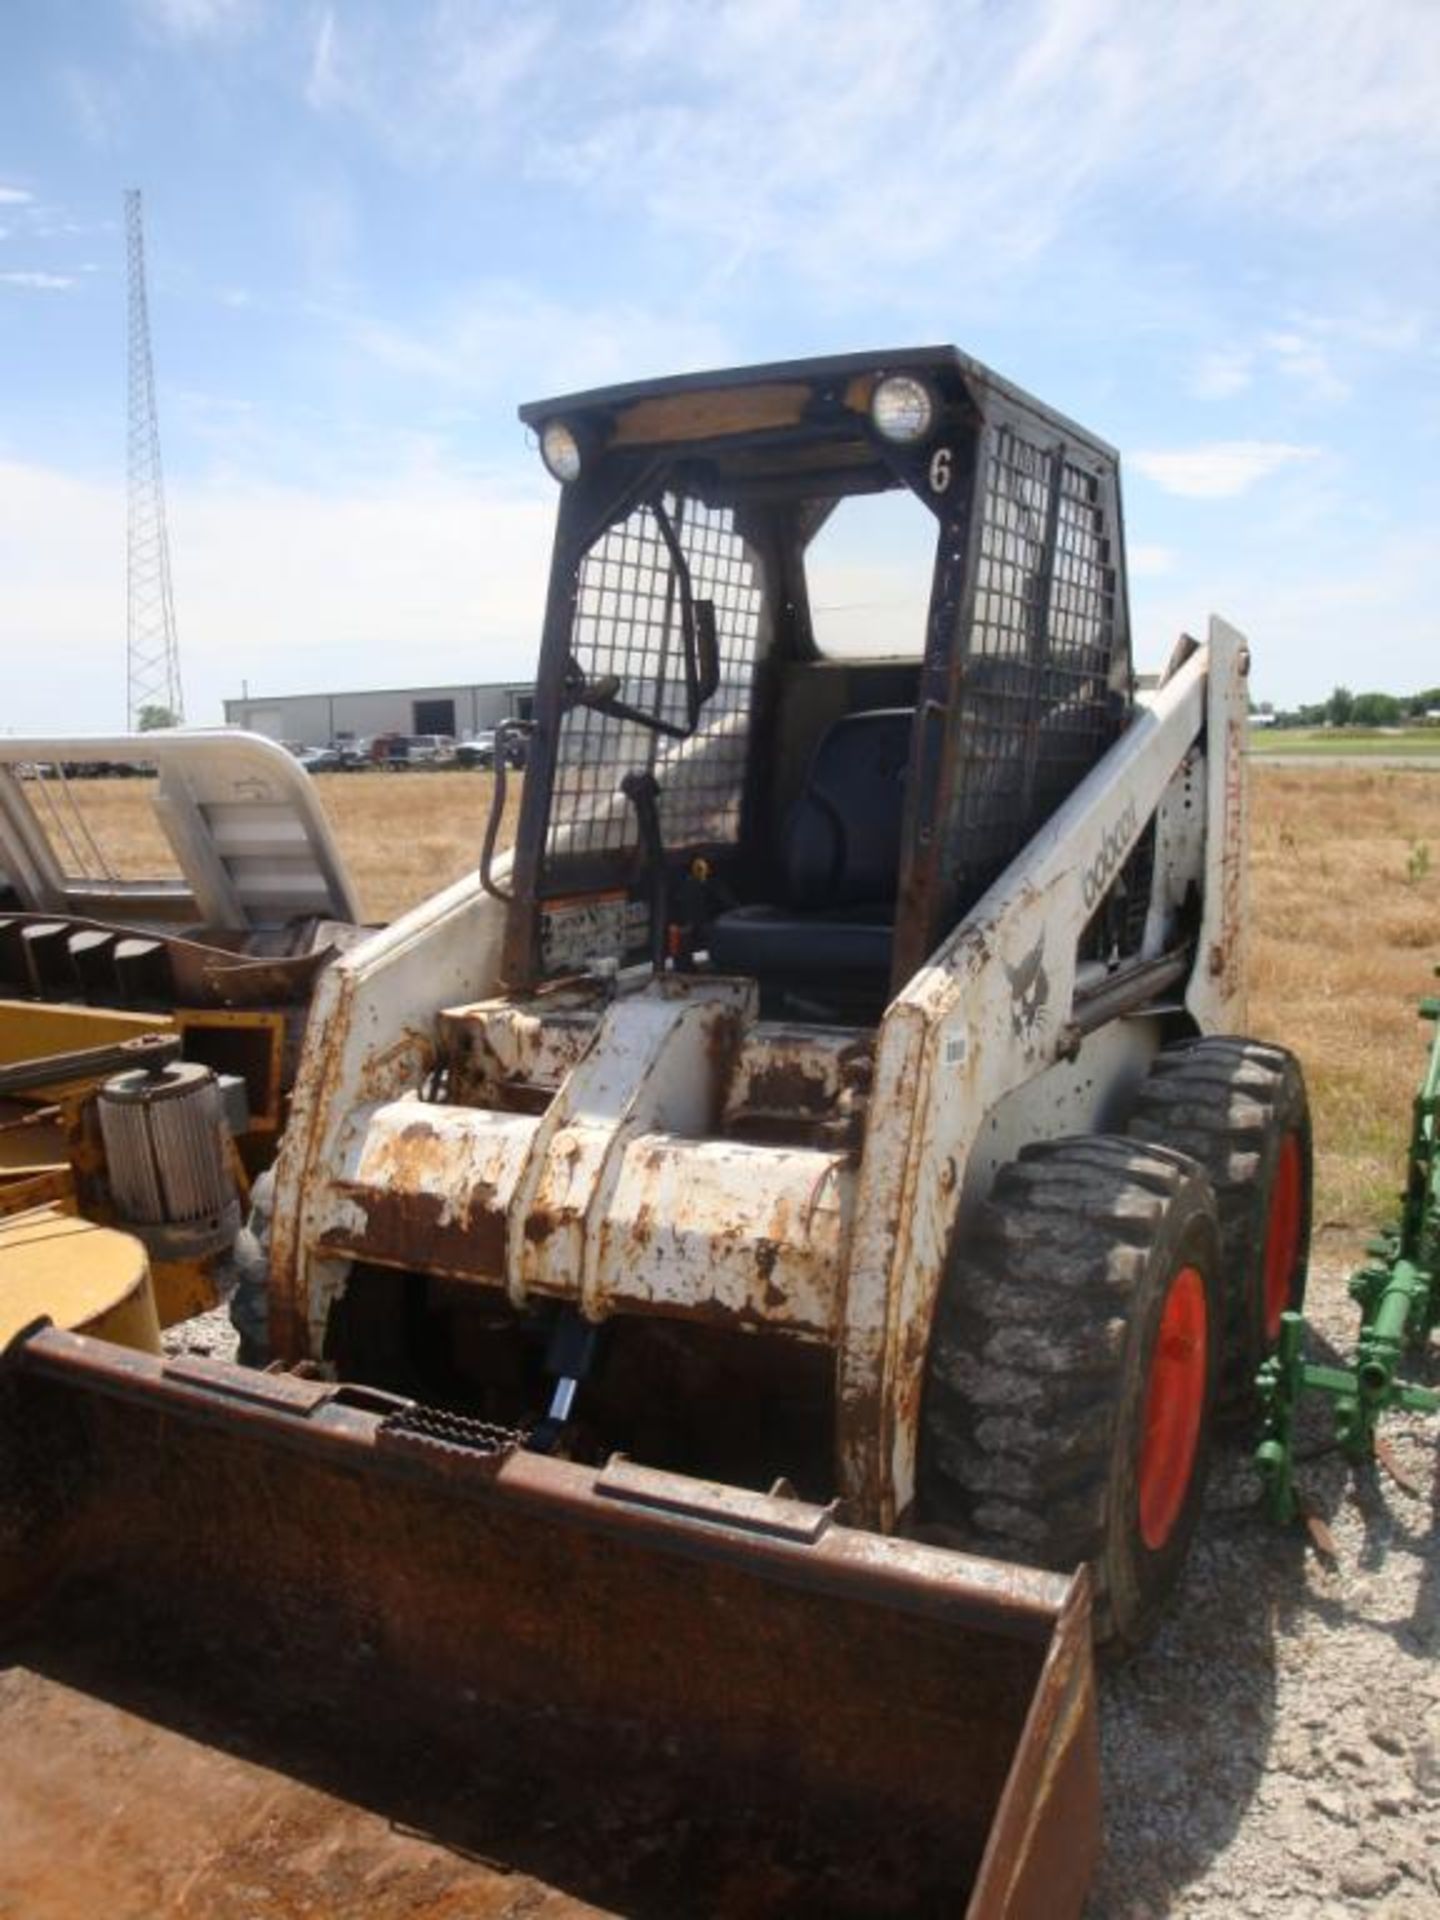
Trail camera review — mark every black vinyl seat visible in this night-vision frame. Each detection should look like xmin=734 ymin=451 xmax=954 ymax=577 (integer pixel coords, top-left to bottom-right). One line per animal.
xmin=708 ymin=709 xmax=911 ymax=981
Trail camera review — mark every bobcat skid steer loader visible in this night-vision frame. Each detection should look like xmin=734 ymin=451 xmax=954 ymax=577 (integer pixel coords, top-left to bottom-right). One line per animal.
xmin=1 ymin=349 xmax=1310 ymax=1919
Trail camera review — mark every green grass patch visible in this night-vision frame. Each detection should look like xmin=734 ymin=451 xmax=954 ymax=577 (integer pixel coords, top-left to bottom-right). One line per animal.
xmin=1252 ymin=727 xmax=1440 ymax=757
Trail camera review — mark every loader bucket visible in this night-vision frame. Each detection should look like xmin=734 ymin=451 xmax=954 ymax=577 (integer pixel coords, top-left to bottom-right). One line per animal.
xmin=0 ymin=1327 xmax=1099 ymax=1920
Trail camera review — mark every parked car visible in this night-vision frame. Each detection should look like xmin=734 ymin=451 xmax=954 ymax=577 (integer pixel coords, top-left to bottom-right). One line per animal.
xmin=366 ymin=732 xmax=412 ymax=768
xmin=296 ymin=745 xmax=345 ymax=773
xmin=407 ymin=734 xmax=457 ymax=766
xmin=457 ymin=725 xmax=530 ymax=770
xmin=457 ymin=730 xmax=497 ymax=768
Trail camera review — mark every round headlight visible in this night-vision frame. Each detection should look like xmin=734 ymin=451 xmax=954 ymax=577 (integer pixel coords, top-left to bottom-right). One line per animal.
xmin=540 ymin=420 xmax=583 ymax=483
xmin=870 ymin=374 xmax=935 ymax=445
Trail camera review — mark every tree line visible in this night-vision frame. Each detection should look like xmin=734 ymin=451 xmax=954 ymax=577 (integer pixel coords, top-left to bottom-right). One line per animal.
xmin=1253 ymin=687 xmax=1440 ymax=729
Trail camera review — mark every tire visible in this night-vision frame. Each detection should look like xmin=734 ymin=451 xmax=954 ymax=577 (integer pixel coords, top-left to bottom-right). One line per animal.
xmin=1125 ymin=1037 xmax=1312 ymax=1414
xmin=919 ymin=1136 xmax=1221 ymax=1652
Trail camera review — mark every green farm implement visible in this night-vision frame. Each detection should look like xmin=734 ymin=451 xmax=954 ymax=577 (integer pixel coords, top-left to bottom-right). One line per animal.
xmin=1258 ymin=982 xmax=1440 ymax=1523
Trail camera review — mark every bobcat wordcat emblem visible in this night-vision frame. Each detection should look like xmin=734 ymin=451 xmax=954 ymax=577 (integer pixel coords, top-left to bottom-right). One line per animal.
xmin=1005 ymin=933 xmax=1051 ymax=1043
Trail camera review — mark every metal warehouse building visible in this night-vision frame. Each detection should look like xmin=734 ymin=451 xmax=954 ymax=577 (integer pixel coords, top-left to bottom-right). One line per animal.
xmin=223 ymin=681 xmax=535 ymax=747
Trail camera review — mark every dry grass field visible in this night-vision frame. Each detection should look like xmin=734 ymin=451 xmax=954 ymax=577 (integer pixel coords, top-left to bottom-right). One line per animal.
xmin=31 ymin=767 xmax=522 ymax=919
xmin=1249 ymin=765 xmax=1440 ymax=1251
xmin=316 ymin=769 xmax=525 ymax=921
xmin=40 ymin=761 xmax=1440 ymax=1259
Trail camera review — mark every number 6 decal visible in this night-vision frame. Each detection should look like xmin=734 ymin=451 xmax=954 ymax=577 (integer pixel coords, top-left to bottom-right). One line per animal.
xmin=929 ymin=446 xmax=953 ymax=494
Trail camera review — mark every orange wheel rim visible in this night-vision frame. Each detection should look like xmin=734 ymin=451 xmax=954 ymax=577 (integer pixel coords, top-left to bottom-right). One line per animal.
xmin=1262 ymin=1133 xmax=1303 ymax=1343
xmin=1138 ymin=1265 xmax=1208 ymax=1551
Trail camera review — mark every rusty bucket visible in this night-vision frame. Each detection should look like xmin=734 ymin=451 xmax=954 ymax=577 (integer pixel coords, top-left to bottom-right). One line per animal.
xmin=1 ymin=1327 xmax=1098 ymax=1918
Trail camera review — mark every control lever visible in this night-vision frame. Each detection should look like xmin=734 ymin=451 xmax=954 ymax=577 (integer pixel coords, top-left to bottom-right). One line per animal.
xmin=620 ymin=770 xmax=668 ymax=973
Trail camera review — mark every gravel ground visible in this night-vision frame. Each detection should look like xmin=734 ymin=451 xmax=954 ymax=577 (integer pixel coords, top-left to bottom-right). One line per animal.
xmin=161 ymin=1298 xmax=241 ymax=1365
xmin=161 ymin=1259 xmax=1439 ymax=1919
xmin=1093 ymin=1253 xmax=1440 ymax=1919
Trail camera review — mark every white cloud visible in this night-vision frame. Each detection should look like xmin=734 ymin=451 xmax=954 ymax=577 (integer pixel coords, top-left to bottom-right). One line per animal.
xmin=61 ymin=67 xmax=126 ymax=147
xmin=1134 ymin=532 xmax=1435 ymax=706
xmin=0 ymin=271 xmax=78 ymax=291
xmin=133 ymin=0 xmax=260 ymax=40
xmin=1335 ymin=307 xmax=1426 ymax=354
xmin=286 ymin=180 xmax=360 ymax=291
xmin=1131 ymin=442 xmax=1319 ymax=499
xmin=304 ymin=4 xmax=557 ymax=163
xmin=1192 ymin=351 xmax=1252 ymax=401
xmin=303 ymin=7 xmax=345 ymax=112
xmin=1128 ymin=545 xmax=1176 ymax=578
xmin=1262 ymin=330 xmax=1349 ymax=404
xmin=341 ymin=282 xmax=734 ymax=405
xmin=0 ymin=458 xmax=554 ymax=733
xmin=303 ymin=0 xmax=1440 ymax=292
xmin=1192 ymin=301 xmax=1428 ymax=411
xmin=0 ymin=187 xmax=33 ymax=206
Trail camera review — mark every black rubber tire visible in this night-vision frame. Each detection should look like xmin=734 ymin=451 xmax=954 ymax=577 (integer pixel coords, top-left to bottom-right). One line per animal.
xmin=1125 ymin=1037 xmax=1312 ymax=1414
xmin=919 ymin=1136 xmax=1221 ymax=1653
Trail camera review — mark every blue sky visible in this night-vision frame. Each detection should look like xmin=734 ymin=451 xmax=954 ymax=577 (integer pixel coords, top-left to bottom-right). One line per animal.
xmin=1 ymin=0 xmax=1436 ymax=733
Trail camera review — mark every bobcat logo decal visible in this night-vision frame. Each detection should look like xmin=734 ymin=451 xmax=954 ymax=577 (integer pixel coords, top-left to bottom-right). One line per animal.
xmin=1004 ymin=934 xmax=1051 ymax=1046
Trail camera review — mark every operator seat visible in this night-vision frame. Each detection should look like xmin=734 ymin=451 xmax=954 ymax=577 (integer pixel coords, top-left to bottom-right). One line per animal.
xmin=707 ymin=709 xmax=911 ymax=984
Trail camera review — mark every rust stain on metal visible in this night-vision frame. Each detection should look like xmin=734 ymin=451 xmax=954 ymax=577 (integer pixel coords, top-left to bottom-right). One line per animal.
xmin=723 ymin=1028 xmax=875 ymax=1150
xmin=970 ymin=1574 xmax=1101 ymax=1918
xmin=586 ymin=1134 xmax=852 ymax=1339
xmin=836 ymin=1366 xmax=887 ymax=1497
xmin=0 ymin=1327 xmax=1097 ymax=1917
xmin=357 ymin=1028 xmax=435 ymax=1106
xmin=440 ymin=996 xmax=601 ymax=1108
xmin=703 ymin=1004 xmax=743 ymax=1071
xmin=523 ymin=1206 xmax=558 ymax=1246
xmin=324 ymin=1183 xmax=508 ymax=1279
xmin=894 ymin=1321 xmax=930 ymax=1468
xmin=745 ymin=1059 xmax=830 ymax=1113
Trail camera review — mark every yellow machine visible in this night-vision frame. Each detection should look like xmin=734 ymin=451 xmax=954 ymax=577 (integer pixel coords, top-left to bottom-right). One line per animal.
xmin=0 ymin=1207 xmax=161 ymax=1354
xmin=0 ymin=728 xmax=363 ymax=1322
xmin=0 ymin=1000 xmax=256 ymax=1325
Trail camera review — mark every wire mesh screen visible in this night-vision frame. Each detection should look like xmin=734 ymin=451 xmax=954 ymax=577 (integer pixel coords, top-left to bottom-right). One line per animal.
xmin=948 ymin=424 xmax=1125 ymax=902
xmin=547 ymin=494 xmax=762 ymax=862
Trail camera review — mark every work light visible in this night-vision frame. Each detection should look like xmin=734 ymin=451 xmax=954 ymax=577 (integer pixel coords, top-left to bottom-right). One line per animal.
xmin=870 ymin=375 xmax=935 ymax=445
xmin=540 ymin=420 xmax=583 ymax=483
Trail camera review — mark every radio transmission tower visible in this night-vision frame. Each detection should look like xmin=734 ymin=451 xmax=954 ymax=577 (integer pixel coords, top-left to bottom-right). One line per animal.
xmin=125 ymin=187 xmax=184 ymax=729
